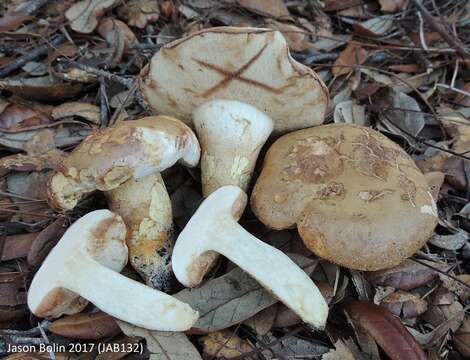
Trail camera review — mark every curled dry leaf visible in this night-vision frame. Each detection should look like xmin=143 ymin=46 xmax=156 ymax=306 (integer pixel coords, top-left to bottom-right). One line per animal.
xmin=0 ymin=104 xmax=51 ymax=130
xmin=238 ymin=0 xmax=289 ymax=18
xmin=365 ymin=259 xmax=438 ymax=290
xmin=118 ymin=321 xmax=202 ymax=360
xmin=1 ymin=232 xmax=38 ymax=261
xmin=243 ymin=304 xmax=277 ymax=335
xmin=353 ymin=16 xmax=394 ymax=37
xmin=345 ymin=300 xmax=427 ymax=360
xmin=0 ymin=76 xmax=85 ymax=102
xmin=332 ymin=43 xmax=368 ymax=77
xmin=117 ymin=0 xmax=159 ymax=28
xmin=379 ymin=0 xmax=409 ymax=13
xmin=380 ymin=291 xmax=428 ymax=318
xmin=52 ymin=102 xmax=101 ymax=124
xmin=454 ymin=317 xmax=470 ymax=357
xmin=323 ymin=339 xmax=360 ymax=360
xmin=201 ymin=330 xmax=253 ymax=358
xmin=49 ymin=312 xmax=121 ymax=339
xmin=65 ymin=0 xmax=120 ymax=34
xmin=174 ymin=254 xmax=318 ymax=333
xmin=97 ymin=18 xmax=137 ymax=66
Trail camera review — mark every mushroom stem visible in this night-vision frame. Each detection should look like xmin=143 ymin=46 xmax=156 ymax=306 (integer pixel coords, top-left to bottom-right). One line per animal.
xmin=106 ymin=173 xmax=174 ymax=290
xmin=172 ymin=185 xmax=328 ymax=329
xmin=194 ymin=100 xmax=273 ymax=196
xmin=63 ymin=255 xmax=197 ymax=331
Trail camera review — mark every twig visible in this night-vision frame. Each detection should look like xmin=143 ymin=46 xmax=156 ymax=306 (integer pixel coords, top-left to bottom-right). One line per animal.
xmin=410 ymin=0 xmax=470 ymax=58
xmin=14 ymin=0 xmax=51 ymax=14
xmin=99 ymin=76 xmax=110 ymax=128
xmin=0 ymin=34 xmax=65 ymax=78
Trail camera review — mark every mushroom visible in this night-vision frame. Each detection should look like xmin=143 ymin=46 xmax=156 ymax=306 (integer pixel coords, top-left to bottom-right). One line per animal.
xmin=47 ymin=116 xmax=200 ymax=288
xmin=194 ymin=100 xmax=273 ymax=196
xmin=172 ymin=185 xmax=328 ymax=329
xmin=28 ymin=209 xmax=198 ymax=331
xmin=251 ymin=123 xmax=438 ymax=271
xmin=140 ymin=27 xmax=329 ymax=194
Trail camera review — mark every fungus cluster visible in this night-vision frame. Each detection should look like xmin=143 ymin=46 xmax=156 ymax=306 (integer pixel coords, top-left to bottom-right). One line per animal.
xmin=28 ymin=27 xmax=437 ymax=332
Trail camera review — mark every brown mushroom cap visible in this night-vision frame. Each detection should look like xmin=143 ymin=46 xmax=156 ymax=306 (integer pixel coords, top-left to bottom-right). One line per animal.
xmin=140 ymin=27 xmax=329 ymax=133
xmin=251 ymin=124 xmax=438 ymax=271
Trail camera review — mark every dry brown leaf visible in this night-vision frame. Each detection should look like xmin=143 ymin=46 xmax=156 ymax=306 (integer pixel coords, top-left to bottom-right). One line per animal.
xmin=117 ymin=0 xmax=159 ymax=28
xmin=175 ymin=254 xmax=318 ymax=333
xmin=0 ymin=12 xmax=32 ymax=32
xmin=48 ymin=43 xmax=79 ymax=63
xmin=1 ymin=232 xmax=37 ymax=261
xmin=430 ymin=286 xmax=455 ymax=305
xmin=454 ymin=317 xmax=470 ymax=357
xmin=118 ymin=321 xmax=202 ymax=360
xmin=97 ymin=18 xmax=137 ymax=66
xmin=65 ymin=0 xmax=120 ymax=34
xmin=442 ymin=156 xmax=469 ymax=192
xmin=365 ymin=259 xmax=438 ymax=290
xmin=422 ymin=301 xmax=464 ymax=332
xmin=49 ymin=312 xmax=121 ymax=339
xmin=52 ymin=102 xmax=101 ymax=124
xmin=323 ymin=0 xmax=364 ymax=12
xmin=323 ymin=339 xmax=360 ymax=360
xmin=243 ymin=304 xmax=277 ymax=335
xmin=345 ymin=300 xmax=427 ymax=360
xmin=201 ymin=330 xmax=252 ymax=358
xmin=379 ymin=0 xmax=409 ymax=13
xmin=332 ymin=43 xmax=368 ymax=77
xmin=428 ymin=230 xmax=468 ymax=250
xmin=0 ymin=104 xmax=51 ymax=130
xmin=353 ymin=16 xmax=394 ymax=37
xmin=388 ymin=64 xmax=419 ymax=73
xmin=0 ymin=76 xmax=86 ymax=102
xmin=0 ymin=271 xmax=29 ymax=321
xmin=265 ymin=20 xmax=313 ymax=51
xmin=380 ymin=291 xmax=428 ymax=318
xmin=28 ymin=217 xmax=68 ymax=268
xmin=273 ymin=304 xmax=301 ymax=328
xmin=238 ymin=0 xmax=289 ymax=18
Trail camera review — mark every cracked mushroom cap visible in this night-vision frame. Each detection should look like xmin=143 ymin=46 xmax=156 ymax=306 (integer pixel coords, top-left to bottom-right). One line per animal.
xmin=48 ymin=116 xmax=200 ymax=210
xmin=251 ymin=124 xmax=438 ymax=271
xmin=140 ymin=27 xmax=329 ymax=133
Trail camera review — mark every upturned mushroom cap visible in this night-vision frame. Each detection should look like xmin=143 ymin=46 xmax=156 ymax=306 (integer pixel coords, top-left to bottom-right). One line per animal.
xmin=251 ymin=124 xmax=438 ymax=271
xmin=106 ymin=173 xmax=174 ymax=290
xmin=28 ymin=210 xmax=199 ymax=331
xmin=47 ymin=116 xmax=200 ymax=210
xmin=140 ymin=27 xmax=329 ymax=133
xmin=194 ymin=99 xmax=274 ymax=196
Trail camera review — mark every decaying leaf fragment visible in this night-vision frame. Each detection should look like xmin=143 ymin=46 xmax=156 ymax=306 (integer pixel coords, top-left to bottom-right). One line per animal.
xmin=201 ymin=330 xmax=252 ymax=358
xmin=238 ymin=0 xmax=289 ymax=18
xmin=49 ymin=312 xmax=121 ymax=339
xmin=118 ymin=321 xmax=202 ymax=360
xmin=117 ymin=0 xmax=159 ymax=28
xmin=332 ymin=43 xmax=368 ymax=77
xmin=52 ymin=102 xmax=101 ymax=124
xmin=380 ymin=291 xmax=428 ymax=318
xmin=65 ymin=0 xmax=120 ymax=34
xmin=345 ymin=301 xmax=427 ymax=360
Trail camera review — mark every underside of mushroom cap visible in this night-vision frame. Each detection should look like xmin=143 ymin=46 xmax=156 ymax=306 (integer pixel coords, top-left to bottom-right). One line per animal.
xmin=140 ymin=27 xmax=329 ymax=133
xmin=47 ymin=116 xmax=200 ymax=210
xmin=251 ymin=124 xmax=438 ymax=271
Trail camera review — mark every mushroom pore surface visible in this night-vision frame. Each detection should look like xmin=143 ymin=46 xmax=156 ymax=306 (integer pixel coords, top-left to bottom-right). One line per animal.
xmin=251 ymin=124 xmax=438 ymax=271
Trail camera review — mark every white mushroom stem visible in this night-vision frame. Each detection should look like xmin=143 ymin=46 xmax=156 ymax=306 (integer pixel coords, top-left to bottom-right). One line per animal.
xmin=194 ymin=100 xmax=273 ymax=196
xmin=172 ymin=186 xmax=328 ymax=329
xmin=28 ymin=210 xmax=198 ymax=331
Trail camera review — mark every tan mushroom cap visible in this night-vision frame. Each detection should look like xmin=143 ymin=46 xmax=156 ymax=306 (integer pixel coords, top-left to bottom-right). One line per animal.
xmin=140 ymin=27 xmax=329 ymax=133
xmin=251 ymin=124 xmax=438 ymax=271
xmin=47 ymin=116 xmax=200 ymax=210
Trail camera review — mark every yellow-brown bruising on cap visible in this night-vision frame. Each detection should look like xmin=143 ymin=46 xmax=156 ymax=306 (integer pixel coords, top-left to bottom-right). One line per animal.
xmin=47 ymin=116 xmax=197 ymax=210
xmin=251 ymin=124 xmax=438 ymax=271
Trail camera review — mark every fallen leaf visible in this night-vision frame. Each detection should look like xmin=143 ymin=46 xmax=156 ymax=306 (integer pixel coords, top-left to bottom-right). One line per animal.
xmin=422 ymin=301 xmax=464 ymax=332
xmin=0 ymin=12 xmax=33 ymax=32
xmin=97 ymin=18 xmax=137 ymax=66
xmin=428 ymin=230 xmax=468 ymax=250
xmin=332 ymin=43 xmax=368 ymax=77
xmin=201 ymin=330 xmax=252 ymax=358
xmin=238 ymin=0 xmax=289 ymax=18
xmin=353 ymin=16 xmax=394 ymax=37
xmin=441 ymin=274 xmax=470 ymax=302
xmin=175 ymin=254 xmax=318 ymax=333
xmin=380 ymin=90 xmax=425 ymax=145
xmin=0 ymin=271 xmax=29 ymax=309
xmin=52 ymin=102 xmax=101 ymax=124
xmin=265 ymin=20 xmax=313 ymax=51
xmin=323 ymin=339 xmax=360 ymax=360
xmin=334 ymin=100 xmax=367 ymax=125
xmin=117 ymin=0 xmax=159 ymax=28
xmin=262 ymin=333 xmax=330 ymax=358
xmin=454 ymin=317 xmax=470 ymax=357
xmin=65 ymin=0 xmax=120 ymax=34
xmin=27 ymin=217 xmax=68 ymax=268
xmin=0 ymin=104 xmax=51 ymax=130
xmin=118 ymin=321 xmax=202 ymax=360
xmin=273 ymin=304 xmax=301 ymax=328
xmin=323 ymin=0 xmax=364 ymax=12
xmin=379 ymin=0 xmax=409 ymax=13
xmin=365 ymin=259 xmax=438 ymax=290
xmin=345 ymin=300 xmax=427 ymax=359
xmin=49 ymin=312 xmax=121 ymax=339
xmin=442 ymin=156 xmax=469 ymax=192
xmin=243 ymin=304 xmax=277 ymax=335
xmin=380 ymin=291 xmax=428 ymax=318
xmin=1 ymin=232 xmax=37 ymax=261
xmin=0 ymin=76 xmax=86 ymax=102
xmin=430 ymin=286 xmax=455 ymax=305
